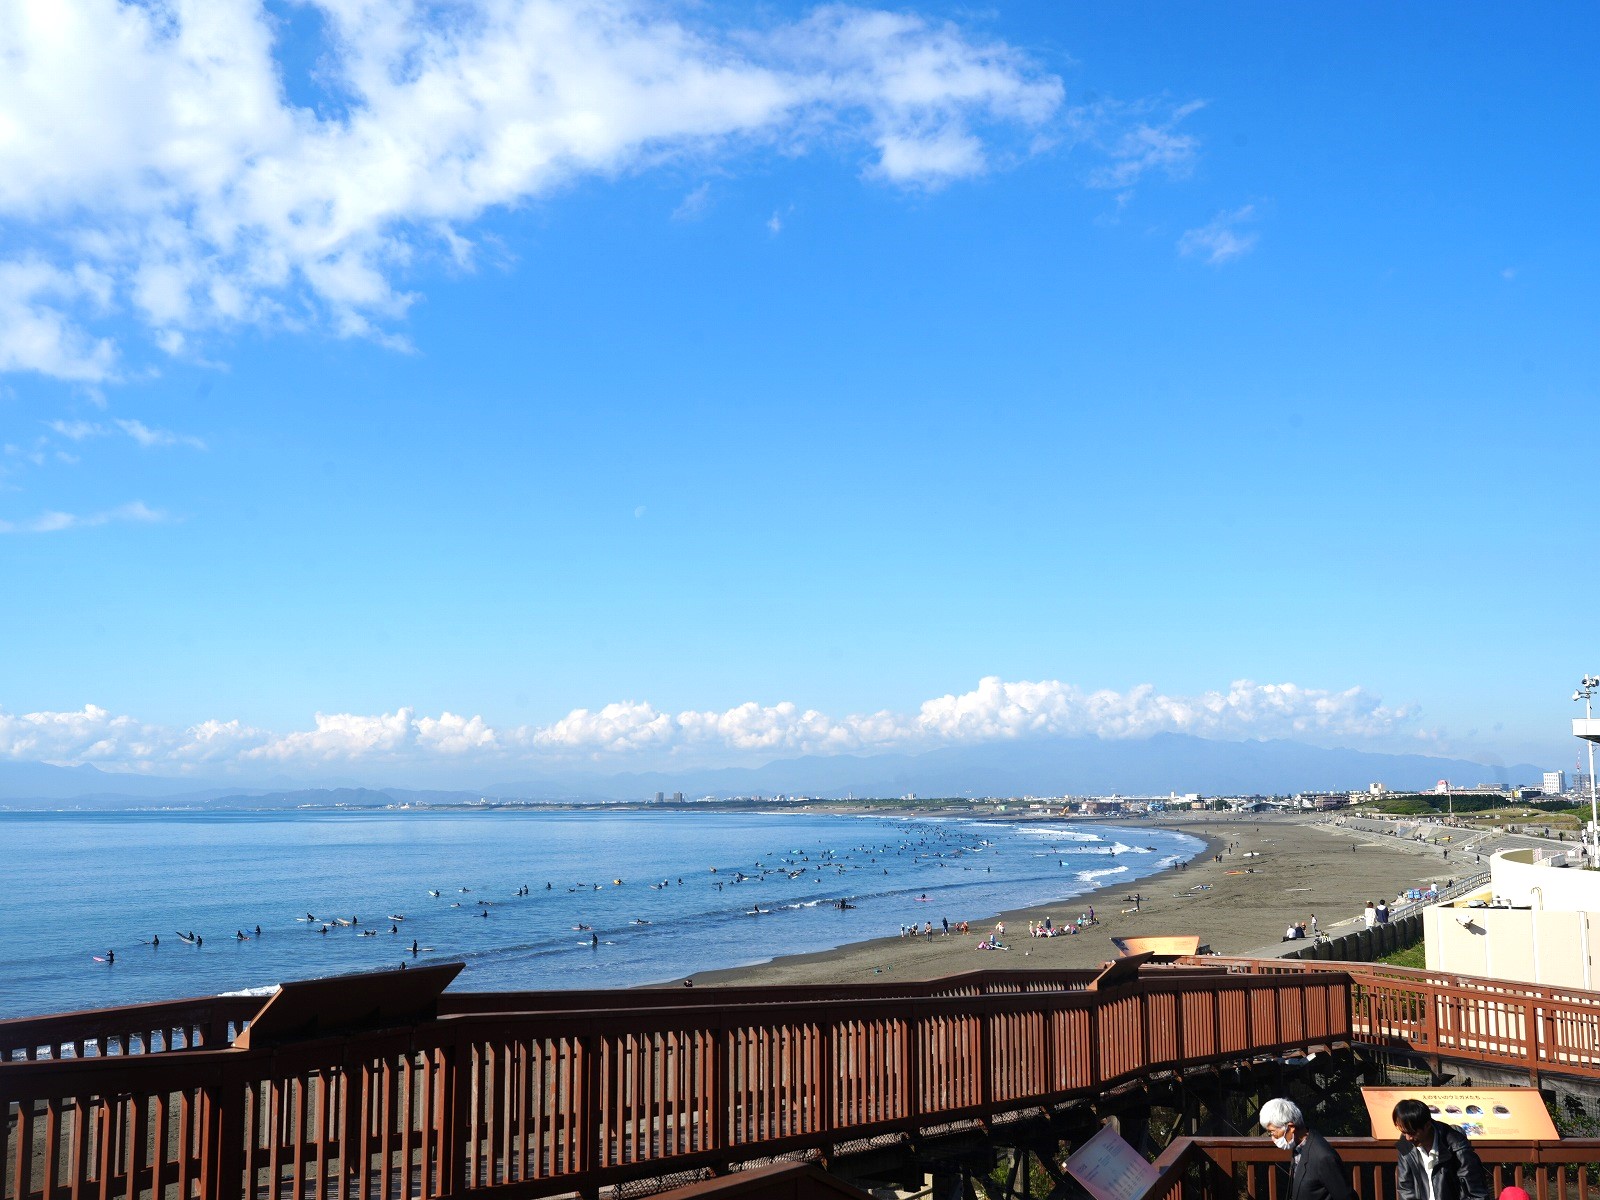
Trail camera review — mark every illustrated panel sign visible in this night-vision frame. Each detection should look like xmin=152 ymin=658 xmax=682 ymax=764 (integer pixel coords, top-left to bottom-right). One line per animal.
xmin=1360 ymin=1087 xmax=1557 ymax=1140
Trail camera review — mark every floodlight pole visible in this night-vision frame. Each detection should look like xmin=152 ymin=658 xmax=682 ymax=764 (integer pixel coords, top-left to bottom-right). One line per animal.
xmin=1582 ymin=677 xmax=1599 ymax=867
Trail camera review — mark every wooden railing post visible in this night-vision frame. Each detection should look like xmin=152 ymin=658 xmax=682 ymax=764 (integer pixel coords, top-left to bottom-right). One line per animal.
xmin=714 ymin=1021 xmax=732 ymax=1158
xmin=1042 ymin=992 xmax=1058 ymax=1097
xmin=1524 ymin=999 xmax=1542 ymax=1081
xmin=580 ymin=1033 xmax=602 ymax=1182
xmin=1086 ymin=998 xmax=1101 ymax=1094
xmin=904 ymin=1007 xmax=921 ymax=1127
xmin=1140 ymin=989 xmax=1153 ymax=1071
xmin=978 ymin=1002 xmax=994 ymax=1119
xmin=210 ymin=1056 xmax=247 ymax=1200
xmin=819 ymin=1017 xmax=832 ymax=1152
xmin=440 ymin=1037 xmax=471 ymax=1196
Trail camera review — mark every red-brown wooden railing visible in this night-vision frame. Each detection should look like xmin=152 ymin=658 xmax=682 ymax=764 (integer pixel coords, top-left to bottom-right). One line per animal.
xmin=1141 ymin=1138 xmax=1600 ymax=1200
xmin=1 ymin=967 xmax=1348 ymax=1200
xmin=1194 ymin=958 xmax=1600 ymax=1081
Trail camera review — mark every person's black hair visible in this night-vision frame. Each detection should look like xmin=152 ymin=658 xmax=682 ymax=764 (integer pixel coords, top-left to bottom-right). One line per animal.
xmin=1392 ymin=1099 xmax=1432 ymax=1133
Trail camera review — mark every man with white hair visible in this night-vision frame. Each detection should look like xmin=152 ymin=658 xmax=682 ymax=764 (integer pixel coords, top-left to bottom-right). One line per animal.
xmin=1259 ymin=1098 xmax=1354 ymax=1200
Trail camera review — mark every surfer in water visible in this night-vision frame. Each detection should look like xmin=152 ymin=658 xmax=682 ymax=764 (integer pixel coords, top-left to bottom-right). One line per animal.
xmin=106 ymin=949 xmax=114 ymax=964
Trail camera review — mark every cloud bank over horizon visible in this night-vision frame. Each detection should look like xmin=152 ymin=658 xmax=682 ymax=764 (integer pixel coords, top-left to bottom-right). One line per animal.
xmin=0 ymin=676 xmax=1428 ymax=779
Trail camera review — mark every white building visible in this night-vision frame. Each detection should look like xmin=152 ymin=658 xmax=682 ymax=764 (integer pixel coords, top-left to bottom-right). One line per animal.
xmin=1544 ymin=770 xmax=1566 ymax=796
xmin=1424 ymin=848 xmax=1600 ymax=987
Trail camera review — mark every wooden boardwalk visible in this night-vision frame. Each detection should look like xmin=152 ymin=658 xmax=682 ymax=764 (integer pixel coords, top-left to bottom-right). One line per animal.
xmin=8 ymin=956 xmax=1600 ymax=1200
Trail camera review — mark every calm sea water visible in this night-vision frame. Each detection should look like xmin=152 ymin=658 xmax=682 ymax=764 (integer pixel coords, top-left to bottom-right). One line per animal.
xmin=0 ymin=809 xmax=1201 ymax=1019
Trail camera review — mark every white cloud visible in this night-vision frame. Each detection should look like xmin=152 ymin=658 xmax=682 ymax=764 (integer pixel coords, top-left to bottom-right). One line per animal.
xmin=672 ymin=182 xmax=711 ymax=221
xmin=114 ymin=418 xmax=206 ymax=450
xmin=43 ymin=417 xmax=205 ymax=449
xmin=528 ymin=700 xmax=677 ymax=755
xmin=0 ymin=260 xmax=117 ymax=381
xmin=0 ymin=500 xmax=164 ymax=533
xmin=1178 ymin=204 xmax=1259 ymax=265
xmin=0 ymin=676 xmax=1420 ymax=775
xmin=1081 ymin=99 xmax=1204 ymax=190
xmin=0 ymin=0 xmax=1067 ymax=379
xmin=244 ymin=709 xmax=418 ymax=763
xmin=46 ymin=419 xmax=103 ymax=441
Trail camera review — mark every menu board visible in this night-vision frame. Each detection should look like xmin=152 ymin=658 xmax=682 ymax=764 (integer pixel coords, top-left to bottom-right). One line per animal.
xmin=1361 ymin=1088 xmax=1557 ymax=1140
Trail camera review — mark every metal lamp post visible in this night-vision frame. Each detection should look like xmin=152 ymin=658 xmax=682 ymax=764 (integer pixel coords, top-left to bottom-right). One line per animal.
xmin=1578 ymin=675 xmax=1600 ymax=867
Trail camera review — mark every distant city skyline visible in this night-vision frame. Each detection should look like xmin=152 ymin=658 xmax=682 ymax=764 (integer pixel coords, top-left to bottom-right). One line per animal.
xmin=1 ymin=4 xmax=1594 ymax=777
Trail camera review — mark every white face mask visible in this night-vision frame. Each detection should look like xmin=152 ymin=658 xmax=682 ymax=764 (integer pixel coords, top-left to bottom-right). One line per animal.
xmin=1272 ymin=1135 xmax=1293 ymax=1151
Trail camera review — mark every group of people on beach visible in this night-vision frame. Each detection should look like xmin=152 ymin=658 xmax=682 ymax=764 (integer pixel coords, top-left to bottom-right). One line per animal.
xmin=1027 ymin=908 xmax=1095 ymax=938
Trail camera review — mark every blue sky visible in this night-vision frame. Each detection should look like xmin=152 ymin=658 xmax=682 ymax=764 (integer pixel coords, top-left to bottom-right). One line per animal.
xmin=0 ymin=2 xmax=1594 ymax=782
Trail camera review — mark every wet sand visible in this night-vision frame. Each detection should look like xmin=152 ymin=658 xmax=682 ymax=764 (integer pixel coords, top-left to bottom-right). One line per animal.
xmin=686 ymin=812 xmax=1456 ymax=986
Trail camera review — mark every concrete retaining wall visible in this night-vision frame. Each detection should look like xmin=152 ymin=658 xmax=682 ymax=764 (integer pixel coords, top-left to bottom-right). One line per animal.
xmin=1282 ymin=913 xmax=1422 ymax=962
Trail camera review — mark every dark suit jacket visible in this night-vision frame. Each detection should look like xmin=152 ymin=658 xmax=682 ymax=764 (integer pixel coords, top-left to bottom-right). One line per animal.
xmin=1291 ymin=1130 xmax=1354 ymax=1200
xmin=1395 ymin=1123 xmax=1490 ymax=1200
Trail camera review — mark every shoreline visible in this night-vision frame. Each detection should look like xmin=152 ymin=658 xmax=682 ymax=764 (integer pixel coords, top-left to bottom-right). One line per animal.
xmin=684 ymin=813 xmax=1456 ymax=986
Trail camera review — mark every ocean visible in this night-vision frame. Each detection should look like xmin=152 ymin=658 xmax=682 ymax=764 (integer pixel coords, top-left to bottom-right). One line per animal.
xmin=0 ymin=809 xmax=1202 ymax=1019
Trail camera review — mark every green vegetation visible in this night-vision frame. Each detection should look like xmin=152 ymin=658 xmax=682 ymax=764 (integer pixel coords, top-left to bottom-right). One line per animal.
xmin=1379 ymin=941 xmax=1427 ymax=969
xmin=1363 ymin=796 xmax=1439 ymax=816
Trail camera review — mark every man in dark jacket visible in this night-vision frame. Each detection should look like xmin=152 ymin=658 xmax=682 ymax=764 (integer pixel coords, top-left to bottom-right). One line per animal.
xmin=1393 ymin=1099 xmax=1490 ymax=1200
xmin=1259 ymin=1098 xmax=1353 ymax=1200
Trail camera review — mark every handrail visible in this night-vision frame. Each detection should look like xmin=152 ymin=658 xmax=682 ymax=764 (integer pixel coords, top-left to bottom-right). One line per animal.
xmin=1192 ymin=956 xmax=1600 ymax=1079
xmin=0 ymin=967 xmax=1350 ymax=1200
xmin=1133 ymin=1138 xmax=1600 ymax=1200
xmin=0 ymin=970 xmax=1107 ymax=1062
xmin=0 ymin=993 xmax=261 ymax=1060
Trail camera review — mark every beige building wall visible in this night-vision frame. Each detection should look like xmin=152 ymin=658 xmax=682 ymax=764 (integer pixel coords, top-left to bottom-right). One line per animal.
xmin=1424 ymin=850 xmax=1600 ymax=987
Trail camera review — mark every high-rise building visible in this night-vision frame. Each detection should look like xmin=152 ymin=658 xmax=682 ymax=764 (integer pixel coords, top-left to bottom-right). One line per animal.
xmin=655 ymin=791 xmax=664 ymax=804
xmin=1545 ymin=771 xmax=1566 ymax=796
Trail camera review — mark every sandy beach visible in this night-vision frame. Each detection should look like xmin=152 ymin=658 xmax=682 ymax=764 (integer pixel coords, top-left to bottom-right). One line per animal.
xmin=688 ymin=812 xmax=1459 ymax=986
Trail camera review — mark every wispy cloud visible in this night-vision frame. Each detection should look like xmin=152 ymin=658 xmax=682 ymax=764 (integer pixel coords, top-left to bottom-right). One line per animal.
xmin=1080 ymin=99 xmax=1205 ymax=191
xmin=0 ymin=676 xmax=1419 ymax=774
xmin=672 ymin=183 xmax=713 ymax=221
xmin=0 ymin=1 xmax=1066 ymax=381
xmin=45 ymin=420 xmax=103 ymax=441
xmin=114 ymin=419 xmax=206 ymax=450
xmin=43 ymin=418 xmax=205 ymax=450
xmin=0 ymin=500 xmax=165 ymax=534
xmin=1178 ymin=204 xmax=1259 ymax=265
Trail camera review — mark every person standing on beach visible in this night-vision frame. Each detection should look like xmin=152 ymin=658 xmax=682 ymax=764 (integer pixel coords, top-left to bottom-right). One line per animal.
xmin=1363 ymin=901 xmax=1377 ymax=929
xmin=1259 ymin=1098 xmax=1353 ymax=1200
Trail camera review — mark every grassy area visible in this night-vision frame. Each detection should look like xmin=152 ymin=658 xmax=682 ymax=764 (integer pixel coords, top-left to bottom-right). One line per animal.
xmin=1379 ymin=941 xmax=1427 ymax=969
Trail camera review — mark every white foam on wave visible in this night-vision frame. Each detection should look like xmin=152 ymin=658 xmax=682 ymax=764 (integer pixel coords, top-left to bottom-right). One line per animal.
xmin=1027 ymin=829 xmax=1103 ymax=843
xmin=1076 ymin=866 xmax=1129 ymax=883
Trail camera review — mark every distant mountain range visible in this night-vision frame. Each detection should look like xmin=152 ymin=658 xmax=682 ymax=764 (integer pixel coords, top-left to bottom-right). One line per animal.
xmin=0 ymin=733 xmax=1545 ymax=807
